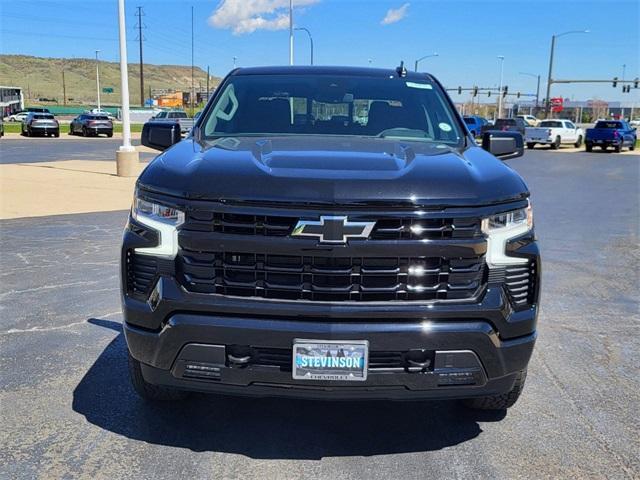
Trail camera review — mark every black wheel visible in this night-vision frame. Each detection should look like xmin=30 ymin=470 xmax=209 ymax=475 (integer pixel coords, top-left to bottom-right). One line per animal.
xmin=574 ymin=135 xmax=582 ymax=148
xmin=630 ymin=140 xmax=635 ymax=151
xmin=69 ymin=125 xmax=74 ymax=135
xmin=585 ymin=143 xmax=593 ymax=152
xmin=82 ymin=126 xmax=88 ymax=137
xmin=128 ymin=352 xmax=189 ymax=402
xmin=107 ymin=131 xmax=113 ymax=138
xmin=463 ymin=369 xmax=527 ymax=410
xmin=22 ymin=126 xmax=29 ymax=137
xmin=526 ymin=142 xmax=535 ymax=149
xmin=550 ymin=136 xmax=561 ymax=149
xmin=54 ymin=131 xmax=60 ymax=138
xmin=615 ymin=143 xmax=622 ymax=153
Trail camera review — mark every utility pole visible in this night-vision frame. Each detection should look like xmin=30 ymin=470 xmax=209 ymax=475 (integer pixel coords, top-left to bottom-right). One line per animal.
xmin=414 ymin=53 xmax=439 ymax=72
xmin=206 ymin=65 xmax=210 ymax=98
xmin=289 ymin=0 xmax=294 ymax=65
xmin=135 ymin=6 xmax=145 ymax=107
xmin=95 ymin=50 xmax=101 ymax=110
xmin=544 ymin=30 xmax=590 ymax=117
xmin=62 ymin=63 xmax=67 ymax=106
xmin=294 ymin=27 xmax=313 ymax=65
xmin=191 ymin=5 xmax=194 ymax=114
xmin=497 ymin=55 xmax=505 ymax=119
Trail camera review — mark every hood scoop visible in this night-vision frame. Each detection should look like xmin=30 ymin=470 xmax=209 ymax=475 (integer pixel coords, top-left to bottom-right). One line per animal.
xmin=251 ymin=139 xmax=416 ymax=173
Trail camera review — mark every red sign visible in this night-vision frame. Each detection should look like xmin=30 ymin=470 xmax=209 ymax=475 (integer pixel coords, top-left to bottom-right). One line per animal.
xmin=550 ymin=97 xmax=564 ymax=112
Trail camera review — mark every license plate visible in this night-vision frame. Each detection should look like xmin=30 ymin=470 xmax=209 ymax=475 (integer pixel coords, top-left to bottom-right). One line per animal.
xmin=293 ymin=339 xmax=368 ymax=381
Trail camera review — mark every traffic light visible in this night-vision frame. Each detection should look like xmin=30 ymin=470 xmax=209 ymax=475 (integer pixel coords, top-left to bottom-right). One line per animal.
xmin=612 ymin=77 xmax=618 ymax=88
xmin=634 ymin=78 xmax=639 ymax=89
xmin=502 ymin=86 xmax=508 ymax=98
xmin=472 ymin=86 xmax=478 ymax=97
xmin=517 ymin=92 xmax=521 ymax=98
xmin=487 ymin=91 xmax=491 ymax=97
xmin=623 ymin=85 xmax=630 ymax=93
xmin=457 ymin=86 xmax=462 ymax=95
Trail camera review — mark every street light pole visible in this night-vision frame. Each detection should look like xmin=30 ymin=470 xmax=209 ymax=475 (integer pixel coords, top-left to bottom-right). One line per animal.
xmin=95 ymin=50 xmax=101 ymax=110
xmin=497 ymin=55 xmax=505 ymax=119
xmin=289 ymin=0 xmax=294 ymax=65
xmin=544 ymin=29 xmax=589 ymax=117
xmin=115 ymin=0 xmax=139 ymax=177
xmin=519 ymin=71 xmax=541 ymax=109
xmin=294 ymin=27 xmax=313 ymax=65
xmin=414 ymin=53 xmax=438 ymax=72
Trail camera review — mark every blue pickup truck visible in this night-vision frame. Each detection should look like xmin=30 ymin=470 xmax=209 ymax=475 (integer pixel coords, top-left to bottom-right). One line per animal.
xmin=463 ymin=115 xmax=489 ymax=137
xmin=585 ymin=120 xmax=637 ymax=152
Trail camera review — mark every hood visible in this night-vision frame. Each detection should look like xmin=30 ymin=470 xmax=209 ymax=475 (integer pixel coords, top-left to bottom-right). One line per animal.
xmin=138 ymin=136 xmax=528 ymax=207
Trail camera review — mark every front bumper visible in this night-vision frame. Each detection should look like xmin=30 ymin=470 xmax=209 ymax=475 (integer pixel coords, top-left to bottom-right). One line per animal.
xmin=121 ymin=208 xmax=540 ymax=400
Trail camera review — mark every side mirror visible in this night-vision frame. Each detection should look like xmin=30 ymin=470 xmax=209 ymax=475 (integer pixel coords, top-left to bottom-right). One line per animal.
xmin=482 ymin=131 xmax=524 ymax=161
xmin=141 ymin=122 xmax=181 ymax=151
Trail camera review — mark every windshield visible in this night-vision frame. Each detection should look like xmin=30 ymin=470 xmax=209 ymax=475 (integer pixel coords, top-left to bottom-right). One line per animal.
xmin=34 ymin=114 xmax=54 ymax=119
xmin=463 ymin=117 xmax=476 ymax=125
xmin=494 ymin=119 xmax=515 ymax=126
xmin=201 ymin=74 xmax=463 ymax=146
xmin=540 ymin=121 xmax=562 ymax=128
xmin=595 ymin=121 xmax=622 ymax=129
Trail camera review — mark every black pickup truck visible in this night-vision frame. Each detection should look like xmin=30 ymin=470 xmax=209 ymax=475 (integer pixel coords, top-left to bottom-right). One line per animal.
xmin=123 ymin=66 xmax=539 ymax=411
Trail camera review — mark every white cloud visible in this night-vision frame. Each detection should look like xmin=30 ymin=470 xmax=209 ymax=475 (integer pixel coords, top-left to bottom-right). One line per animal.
xmin=209 ymin=0 xmax=319 ymax=35
xmin=381 ymin=3 xmax=410 ymax=25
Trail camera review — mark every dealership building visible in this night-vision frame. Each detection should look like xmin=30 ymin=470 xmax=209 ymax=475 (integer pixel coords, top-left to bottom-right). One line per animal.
xmin=1 ymin=86 xmax=24 ymax=117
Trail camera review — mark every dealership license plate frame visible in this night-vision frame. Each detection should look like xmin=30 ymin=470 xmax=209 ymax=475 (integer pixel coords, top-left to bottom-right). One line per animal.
xmin=292 ymin=339 xmax=369 ymax=381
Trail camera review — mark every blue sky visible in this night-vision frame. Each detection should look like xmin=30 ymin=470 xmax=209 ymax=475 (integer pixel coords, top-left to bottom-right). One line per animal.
xmin=1 ymin=0 xmax=638 ymax=102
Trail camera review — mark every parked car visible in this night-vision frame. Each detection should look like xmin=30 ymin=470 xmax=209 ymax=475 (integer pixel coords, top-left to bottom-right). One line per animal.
xmin=129 ymin=65 xmax=539 ymax=411
xmin=525 ymin=119 xmax=584 ymax=149
xmin=89 ymin=108 xmax=116 ymax=119
xmin=627 ymin=118 xmax=640 ymax=127
xmin=585 ymin=120 xmax=637 ymax=152
xmin=6 ymin=111 xmax=29 ymax=122
xmin=69 ymin=113 xmax=114 ymax=137
xmin=463 ymin=115 xmax=489 ymax=137
xmin=26 ymin=107 xmax=51 ymax=114
xmin=148 ymin=110 xmax=194 ymax=134
xmin=482 ymin=118 xmax=526 ymax=136
xmin=21 ymin=112 xmax=59 ymax=137
xmin=517 ymin=115 xmax=539 ymax=127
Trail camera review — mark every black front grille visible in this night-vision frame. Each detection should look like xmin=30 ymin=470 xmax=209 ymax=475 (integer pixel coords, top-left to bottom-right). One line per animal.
xmin=125 ymin=251 xmax=158 ymax=297
xmin=179 ymin=249 xmax=485 ymax=302
xmin=184 ymin=210 xmax=482 ymax=241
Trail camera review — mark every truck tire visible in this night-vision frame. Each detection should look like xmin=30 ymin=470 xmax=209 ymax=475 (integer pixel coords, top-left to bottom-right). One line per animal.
xmin=615 ymin=143 xmax=622 ymax=153
xmin=585 ymin=143 xmax=593 ymax=152
xmin=630 ymin=140 xmax=635 ymax=151
xmin=550 ymin=136 xmax=560 ymax=149
xmin=574 ymin=135 xmax=583 ymax=148
xmin=526 ymin=143 xmax=535 ymax=149
xmin=463 ymin=369 xmax=527 ymax=410
xmin=128 ymin=352 xmax=189 ymax=402
xmin=82 ymin=127 xmax=88 ymax=137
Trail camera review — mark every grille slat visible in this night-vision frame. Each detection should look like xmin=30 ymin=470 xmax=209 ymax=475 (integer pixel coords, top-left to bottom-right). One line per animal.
xmin=505 ymin=261 xmax=537 ymax=309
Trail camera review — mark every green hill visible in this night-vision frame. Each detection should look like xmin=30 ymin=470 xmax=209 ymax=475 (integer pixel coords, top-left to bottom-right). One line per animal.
xmin=0 ymin=54 xmax=220 ymax=106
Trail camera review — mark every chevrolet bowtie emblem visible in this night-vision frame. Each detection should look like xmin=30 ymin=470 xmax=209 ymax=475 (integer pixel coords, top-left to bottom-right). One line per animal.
xmin=292 ymin=216 xmax=376 ymax=244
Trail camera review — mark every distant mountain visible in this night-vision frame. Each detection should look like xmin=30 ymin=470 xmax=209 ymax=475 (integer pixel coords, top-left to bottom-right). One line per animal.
xmin=0 ymin=54 xmax=220 ymax=106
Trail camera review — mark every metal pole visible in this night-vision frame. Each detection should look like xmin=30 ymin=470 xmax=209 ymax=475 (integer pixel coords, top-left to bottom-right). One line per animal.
xmin=535 ymin=75 xmax=540 ymax=109
xmin=117 ymin=0 xmax=132 ymax=151
xmin=191 ymin=5 xmax=194 ymax=115
xmin=497 ymin=56 xmax=504 ymax=119
xmin=289 ymin=0 xmax=294 ymax=65
xmin=294 ymin=27 xmax=313 ymax=65
xmin=137 ymin=6 xmax=144 ymax=107
xmin=62 ymin=68 xmax=66 ymax=106
xmin=206 ymin=65 xmax=210 ymax=97
xmin=544 ymin=35 xmax=555 ymax=118
xmin=414 ymin=53 xmax=439 ymax=72
xmin=95 ymin=50 xmax=101 ymax=110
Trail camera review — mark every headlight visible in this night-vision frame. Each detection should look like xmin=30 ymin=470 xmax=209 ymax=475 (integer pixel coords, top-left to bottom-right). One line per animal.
xmin=132 ymin=195 xmax=185 ymax=226
xmin=131 ymin=191 xmax=184 ymax=258
xmin=482 ymin=200 xmax=533 ymax=266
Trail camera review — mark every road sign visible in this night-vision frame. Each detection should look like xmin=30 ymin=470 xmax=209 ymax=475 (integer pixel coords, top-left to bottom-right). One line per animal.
xmin=550 ymin=97 xmax=563 ymax=112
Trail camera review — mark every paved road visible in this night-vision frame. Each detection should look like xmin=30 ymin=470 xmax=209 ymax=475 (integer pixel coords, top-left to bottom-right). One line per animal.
xmin=1 ymin=149 xmax=638 ymax=479
xmin=0 ymin=137 xmax=156 ymax=164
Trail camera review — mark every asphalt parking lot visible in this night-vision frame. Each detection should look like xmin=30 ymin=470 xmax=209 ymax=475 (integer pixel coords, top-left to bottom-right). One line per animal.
xmin=1 ymin=142 xmax=639 ymax=479
xmin=0 ymin=137 xmax=156 ymax=164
